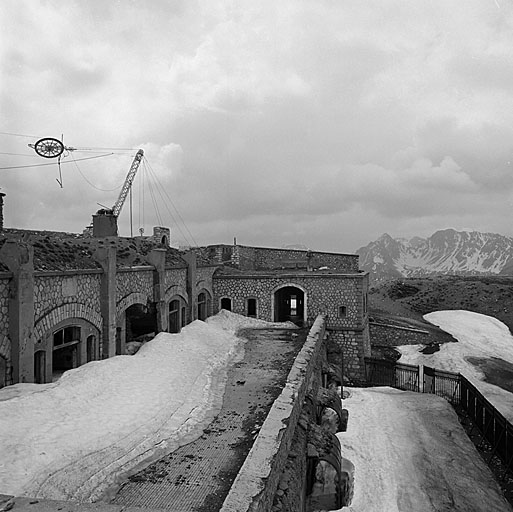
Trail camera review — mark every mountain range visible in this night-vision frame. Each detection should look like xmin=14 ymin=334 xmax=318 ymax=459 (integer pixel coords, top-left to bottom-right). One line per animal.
xmin=357 ymin=229 xmax=513 ymax=282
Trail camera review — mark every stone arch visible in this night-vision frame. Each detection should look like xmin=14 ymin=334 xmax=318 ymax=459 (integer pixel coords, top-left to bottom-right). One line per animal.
xmin=271 ymin=282 xmax=308 ymax=324
xmin=164 ymin=285 xmax=188 ymax=305
xmin=116 ymin=292 xmax=149 ymax=321
xmin=196 ymin=279 xmax=213 ymax=299
xmin=35 ymin=316 xmax=101 ymax=384
xmin=34 ymin=304 xmax=102 ymax=343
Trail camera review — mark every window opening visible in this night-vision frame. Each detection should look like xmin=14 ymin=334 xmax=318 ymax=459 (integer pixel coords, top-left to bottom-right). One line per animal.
xmin=247 ymin=298 xmax=257 ymax=317
xmin=169 ymin=299 xmax=181 ymax=333
xmin=339 ymin=306 xmax=347 ymax=318
xmin=86 ymin=335 xmax=96 ymax=362
xmin=34 ymin=350 xmax=46 ymax=384
xmin=198 ymin=292 xmax=207 ymax=321
xmin=221 ymin=297 xmax=232 ymax=311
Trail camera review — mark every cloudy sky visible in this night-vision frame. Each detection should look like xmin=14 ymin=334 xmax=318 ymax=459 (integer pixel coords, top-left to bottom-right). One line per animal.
xmin=2 ymin=0 xmax=513 ymax=252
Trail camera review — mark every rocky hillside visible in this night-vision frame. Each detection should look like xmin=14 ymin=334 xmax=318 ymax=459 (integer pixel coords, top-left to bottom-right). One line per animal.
xmin=358 ymin=229 xmax=513 ymax=283
xmin=369 ymin=275 xmax=513 ymax=338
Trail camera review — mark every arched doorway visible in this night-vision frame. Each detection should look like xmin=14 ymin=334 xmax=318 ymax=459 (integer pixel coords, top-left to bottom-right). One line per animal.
xmin=169 ymin=296 xmax=188 ymax=333
xmin=125 ymin=303 xmax=157 ymax=347
xmin=52 ymin=325 xmax=81 ymax=381
xmin=274 ymin=286 xmax=305 ymax=325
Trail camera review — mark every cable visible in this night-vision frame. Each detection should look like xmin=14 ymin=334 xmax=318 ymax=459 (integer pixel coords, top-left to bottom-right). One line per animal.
xmin=143 ymin=160 xmax=165 ymax=227
xmin=0 ymin=131 xmax=39 ymax=139
xmin=0 ymin=152 xmax=38 ymax=157
xmin=0 ymin=152 xmax=114 ymax=170
xmin=143 ymin=156 xmax=198 ymax=246
xmin=70 ymin=153 xmax=123 ymax=192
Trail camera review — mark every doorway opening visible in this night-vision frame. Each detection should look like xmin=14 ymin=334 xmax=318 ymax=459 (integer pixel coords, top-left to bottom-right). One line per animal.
xmin=220 ymin=297 xmax=232 ymax=311
xmin=274 ymin=286 xmax=305 ymax=325
xmin=126 ymin=303 xmax=157 ymax=342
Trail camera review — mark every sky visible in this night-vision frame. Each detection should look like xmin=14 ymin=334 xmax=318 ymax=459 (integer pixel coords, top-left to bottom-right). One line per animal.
xmin=2 ymin=0 xmax=513 ymax=252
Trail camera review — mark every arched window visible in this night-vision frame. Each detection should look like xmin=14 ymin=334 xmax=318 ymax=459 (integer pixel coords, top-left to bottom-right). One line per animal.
xmin=169 ymin=299 xmax=181 ymax=333
xmin=220 ymin=297 xmax=232 ymax=311
xmin=53 ymin=326 xmax=81 ymax=379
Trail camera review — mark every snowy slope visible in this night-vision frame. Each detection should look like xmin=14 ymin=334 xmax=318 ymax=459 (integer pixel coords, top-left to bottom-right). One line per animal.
xmin=0 ymin=311 xmax=293 ymax=502
xmin=399 ymin=310 xmax=513 ymax=422
xmin=357 ymin=229 xmax=513 ymax=281
xmin=336 ymin=388 xmax=512 ymax=512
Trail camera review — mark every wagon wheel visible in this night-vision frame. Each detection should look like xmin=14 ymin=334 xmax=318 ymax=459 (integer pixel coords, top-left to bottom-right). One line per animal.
xmin=34 ymin=137 xmax=64 ymax=158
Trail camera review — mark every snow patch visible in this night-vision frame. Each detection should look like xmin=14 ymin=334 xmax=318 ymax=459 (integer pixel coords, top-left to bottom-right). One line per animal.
xmin=399 ymin=310 xmax=513 ymax=422
xmin=0 ymin=311 xmax=294 ymax=502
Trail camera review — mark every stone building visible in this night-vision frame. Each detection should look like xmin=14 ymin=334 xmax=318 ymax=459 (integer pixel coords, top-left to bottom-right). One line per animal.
xmin=0 ymin=230 xmax=369 ymax=388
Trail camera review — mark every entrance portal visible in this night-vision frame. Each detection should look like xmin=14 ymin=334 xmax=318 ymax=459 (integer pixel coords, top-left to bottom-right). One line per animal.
xmin=126 ymin=303 xmax=157 ymax=342
xmin=274 ymin=286 xmax=305 ymax=325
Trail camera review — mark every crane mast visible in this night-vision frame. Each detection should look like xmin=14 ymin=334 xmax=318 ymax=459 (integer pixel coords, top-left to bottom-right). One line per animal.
xmin=111 ymin=149 xmax=144 ymax=217
xmin=91 ymin=149 xmax=144 ymax=238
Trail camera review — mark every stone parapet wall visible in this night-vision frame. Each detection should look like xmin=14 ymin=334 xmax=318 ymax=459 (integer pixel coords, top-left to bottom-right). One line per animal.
xmin=370 ymin=322 xmax=430 ymax=347
xmin=221 ymin=316 xmax=326 ymax=512
xmin=233 ymin=245 xmax=359 ymax=272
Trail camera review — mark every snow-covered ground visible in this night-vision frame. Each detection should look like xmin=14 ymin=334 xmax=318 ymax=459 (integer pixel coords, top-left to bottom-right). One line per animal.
xmin=0 ymin=311 xmax=294 ymax=502
xmin=336 ymin=387 xmax=512 ymax=512
xmin=399 ymin=310 xmax=513 ymax=422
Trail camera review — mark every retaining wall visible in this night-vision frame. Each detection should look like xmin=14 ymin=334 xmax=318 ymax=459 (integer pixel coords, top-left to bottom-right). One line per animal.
xmin=220 ymin=315 xmax=327 ymax=512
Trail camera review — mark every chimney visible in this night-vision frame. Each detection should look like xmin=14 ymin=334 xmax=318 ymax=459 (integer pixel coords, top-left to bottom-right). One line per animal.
xmin=0 ymin=193 xmax=5 ymax=231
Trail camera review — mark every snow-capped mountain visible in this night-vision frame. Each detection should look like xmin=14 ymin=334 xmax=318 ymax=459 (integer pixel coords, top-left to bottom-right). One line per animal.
xmin=357 ymin=229 xmax=513 ymax=282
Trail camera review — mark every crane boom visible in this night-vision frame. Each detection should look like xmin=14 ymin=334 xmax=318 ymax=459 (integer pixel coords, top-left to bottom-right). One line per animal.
xmin=111 ymin=149 xmax=144 ymax=217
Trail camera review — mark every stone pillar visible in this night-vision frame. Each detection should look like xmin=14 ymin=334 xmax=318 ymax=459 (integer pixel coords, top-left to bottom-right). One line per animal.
xmin=94 ymin=246 xmax=117 ymax=358
xmin=0 ymin=240 xmax=34 ymax=383
xmin=148 ymin=248 xmax=167 ymax=333
xmin=183 ymin=250 xmax=197 ymax=322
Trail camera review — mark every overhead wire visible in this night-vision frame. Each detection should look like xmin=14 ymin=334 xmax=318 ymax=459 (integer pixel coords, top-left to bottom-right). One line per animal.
xmin=0 ymin=152 xmax=114 ymax=170
xmin=142 ymin=159 xmax=164 ymax=228
xmin=70 ymin=153 xmax=123 ymax=192
xmin=0 ymin=131 xmax=39 ymax=139
xmin=143 ymin=156 xmax=198 ymax=246
xmin=141 ymin=158 xmax=193 ymax=246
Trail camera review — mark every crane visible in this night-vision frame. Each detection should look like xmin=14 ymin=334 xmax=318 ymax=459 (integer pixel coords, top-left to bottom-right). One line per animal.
xmin=92 ymin=149 xmax=144 ymax=237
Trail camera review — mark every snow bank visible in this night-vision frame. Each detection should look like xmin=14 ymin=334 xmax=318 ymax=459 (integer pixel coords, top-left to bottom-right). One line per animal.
xmin=336 ymin=387 xmax=512 ymax=512
xmin=0 ymin=312 xmax=293 ymax=502
xmin=399 ymin=310 xmax=513 ymax=421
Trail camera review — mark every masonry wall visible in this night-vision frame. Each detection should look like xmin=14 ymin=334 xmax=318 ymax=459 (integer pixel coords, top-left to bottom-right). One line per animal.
xmin=232 ymin=246 xmax=359 ymax=272
xmin=34 ymin=272 xmax=102 ymax=327
xmin=213 ymin=273 xmax=367 ymax=329
xmin=116 ymin=268 xmax=154 ymax=304
xmin=0 ymin=275 xmax=10 ymax=387
xmin=370 ymin=322 xmax=431 ymax=346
